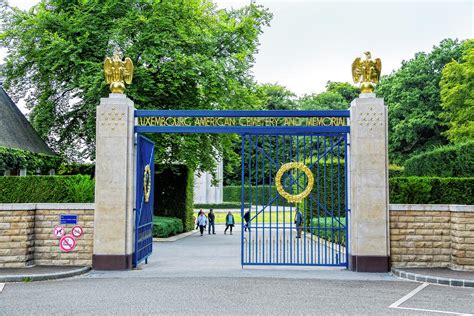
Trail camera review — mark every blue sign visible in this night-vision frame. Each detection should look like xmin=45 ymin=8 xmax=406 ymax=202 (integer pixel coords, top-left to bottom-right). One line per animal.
xmin=60 ymin=214 xmax=78 ymax=225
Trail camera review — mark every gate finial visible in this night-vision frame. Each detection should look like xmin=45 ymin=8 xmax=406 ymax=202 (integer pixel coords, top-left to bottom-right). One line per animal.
xmin=103 ymin=49 xmax=134 ymax=94
xmin=351 ymin=51 xmax=382 ymax=93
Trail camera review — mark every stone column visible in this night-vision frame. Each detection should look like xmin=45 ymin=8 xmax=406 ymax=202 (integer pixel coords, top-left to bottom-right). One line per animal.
xmin=349 ymin=94 xmax=390 ymax=272
xmin=93 ymin=94 xmax=135 ymax=270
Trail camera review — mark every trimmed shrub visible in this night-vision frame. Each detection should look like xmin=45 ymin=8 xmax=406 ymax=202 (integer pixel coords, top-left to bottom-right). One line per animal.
xmin=404 ymin=141 xmax=474 ymax=177
xmin=389 ymin=165 xmax=405 ymax=177
xmin=389 ymin=177 xmax=474 ymax=204
xmin=194 ymin=202 xmax=249 ymax=209
xmin=0 ymin=175 xmax=94 ymax=203
xmin=226 ymin=176 xmax=473 ymax=205
xmin=310 ymin=217 xmax=346 ymax=246
xmin=224 ymin=185 xmax=292 ymax=206
xmin=57 ymin=163 xmax=95 ymax=178
xmin=152 ymin=216 xmax=183 ymax=238
xmin=154 ymin=165 xmax=194 ymax=232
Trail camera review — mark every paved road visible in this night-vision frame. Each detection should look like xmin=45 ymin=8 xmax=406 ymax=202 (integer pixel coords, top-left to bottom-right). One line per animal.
xmin=1 ymin=225 xmax=473 ymax=315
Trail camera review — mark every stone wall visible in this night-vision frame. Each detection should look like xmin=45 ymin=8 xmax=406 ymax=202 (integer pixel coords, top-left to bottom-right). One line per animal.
xmin=0 ymin=206 xmax=35 ymax=268
xmin=390 ymin=204 xmax=474 ymax=271
xmin=0 ymin=204 xmax=94 ymax=268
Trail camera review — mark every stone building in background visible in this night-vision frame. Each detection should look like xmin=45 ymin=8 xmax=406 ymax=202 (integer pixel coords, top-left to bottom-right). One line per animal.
xmin=193 ymin=160 xmax=223 ymax=204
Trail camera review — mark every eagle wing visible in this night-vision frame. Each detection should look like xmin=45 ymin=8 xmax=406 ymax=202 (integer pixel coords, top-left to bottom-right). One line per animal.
xmin=103 ymin=57 xmax=113 ymax=84
xmin=123 ymin=57 xmax=134 ymax=84
xmin=373 ymin=58 xmax=382 ymax=83
xmin=352 ymin=57 xmax=362 ymax=83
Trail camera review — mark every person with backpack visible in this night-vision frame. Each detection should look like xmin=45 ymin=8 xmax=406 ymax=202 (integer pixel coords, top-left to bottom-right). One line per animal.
xmin=224 ymin=211 xmax=235 ymax=235
xmin=208 ymin=209 xmax=216 ymax=235
xmin=243 ymin=209 xmax=251 ymax=232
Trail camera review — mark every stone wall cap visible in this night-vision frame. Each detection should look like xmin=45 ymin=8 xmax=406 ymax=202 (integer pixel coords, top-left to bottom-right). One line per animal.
xmin=35 ymin=203 xmax=95 ymax=210
xmin=0 ymin=203 xmax=95 ymax=211
xmin=0 ymin=203 xmax=36 ymax=211
xmin=390 ymin=204 xmax=474 ymax=212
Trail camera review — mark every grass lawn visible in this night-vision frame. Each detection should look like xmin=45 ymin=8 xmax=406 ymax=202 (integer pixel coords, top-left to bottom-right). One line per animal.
xmin=201 ymin=211 xmax=294 ymax=225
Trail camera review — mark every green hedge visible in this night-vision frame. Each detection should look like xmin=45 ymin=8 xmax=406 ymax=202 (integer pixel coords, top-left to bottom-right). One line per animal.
xmin=194 ymin=202 xmax=249 ymax=209
xmin=0 ymin=175 xmax=94 ymax=203
xmin=154 ymin=165 xmax=194 ymax=232
xmin=224 ymin=185 xmax=292 ymax=206
xmin=310 ymin=217 xmax=346 ymax=246
xmin=389 ymin=165 xmax=405 ymax=177
xmin=0 ymin=146 xmax=62 ymax=172
xmin=404 ymin=142 xmax=474 ymax=177
xmin=153 ymin=216 xmax=183 ymax=238
xmin=389 ymin=177 xmax=473 ymax=204
xmin=225 ymin=177 xmax=473 ymax=206
xmin=57 ymin=163 xmax=95 ymax=178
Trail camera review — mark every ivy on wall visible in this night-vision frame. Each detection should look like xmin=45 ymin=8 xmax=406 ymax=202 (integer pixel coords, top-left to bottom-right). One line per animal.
xmin=0 ymin=146 xmax=62 ymax=171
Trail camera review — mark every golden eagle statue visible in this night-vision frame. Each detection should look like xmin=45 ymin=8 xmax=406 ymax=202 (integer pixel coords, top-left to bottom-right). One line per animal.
xmin=352 ymin=51 xmax=381 ymax=93
xmin=103 ymin=49 xmax=134 ymax=94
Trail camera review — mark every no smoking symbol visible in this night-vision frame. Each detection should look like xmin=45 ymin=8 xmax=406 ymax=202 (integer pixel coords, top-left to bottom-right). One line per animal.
xmin=59 ymin=235 xmax=76 ymax=252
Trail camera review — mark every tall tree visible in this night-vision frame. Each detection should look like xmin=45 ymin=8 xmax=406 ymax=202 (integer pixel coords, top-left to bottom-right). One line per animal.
xmin=0 ymin=0 xmax=271 ymax=173
xmin=297 ymin=81 xmax=358 ymax=110
xmin=325 ymin=81 xmax=360 ymax=103
xmin=376 ymin=39 xmax=466 ymax=163
xmin=257 ymin=83 xmax=296 ymax=110
xmin=439 ymin=40 xmax=474 ymax=143
xmin=298 ymin=91 xmax=347 ymax=110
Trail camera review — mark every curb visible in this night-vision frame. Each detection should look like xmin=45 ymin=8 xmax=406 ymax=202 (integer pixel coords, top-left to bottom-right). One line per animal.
xmin=153 ymin=230 xmax=198 ymax=242
xmin=0 ymin=266 xmax=91 ymax=283
xmin=391 ymin=268 xmax=474 ymax=288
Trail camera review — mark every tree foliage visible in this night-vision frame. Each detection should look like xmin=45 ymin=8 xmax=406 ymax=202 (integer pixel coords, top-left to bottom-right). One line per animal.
xmin=0 ymin=0 xmax=271 ymax=173
xmin=376 ymin=39 xmax=467 ymax=163
xmin=298 ymin=91 xmax=348 ymax=110
xmin=257 ymin=83 xmax=296 ymax=110
xmin=439 ymin=40 xmax=474 ymax=143
xmin=298 ymin=81 xmax=358 ymax=110
xmin=325 ymin=81 xmax=360 ymax=103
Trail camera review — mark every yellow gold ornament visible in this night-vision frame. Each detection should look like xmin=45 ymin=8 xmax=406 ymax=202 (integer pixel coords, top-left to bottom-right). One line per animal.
xmin=351 ymin=51 xmax=382 ymax=93
xmin=275 ymin=162 xmax=314 ymax=204
xmin=143 ymin=164 xmax=151 ymax=203
xmin=103 ymin=49 xmax=134 ymax=94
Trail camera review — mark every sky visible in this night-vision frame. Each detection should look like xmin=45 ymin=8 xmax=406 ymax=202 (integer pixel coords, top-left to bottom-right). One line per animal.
xmin=0 ymin=0 xmax=473 ymax=100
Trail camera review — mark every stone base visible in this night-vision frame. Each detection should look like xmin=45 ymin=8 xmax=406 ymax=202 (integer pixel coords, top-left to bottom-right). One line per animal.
xmin=92 ymin=254 xmax=132 ymax=270
xmin=350 ymin=255 xmax=390 ymax=272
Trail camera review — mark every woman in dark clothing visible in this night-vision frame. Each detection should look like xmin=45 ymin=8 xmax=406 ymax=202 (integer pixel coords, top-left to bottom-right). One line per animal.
xmin=224 ymin=211 xmax=235 ymax=235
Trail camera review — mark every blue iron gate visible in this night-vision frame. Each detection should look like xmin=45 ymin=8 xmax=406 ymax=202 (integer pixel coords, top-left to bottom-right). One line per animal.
xmin=241 ymin=133 xmax=348 ymax=267
xmin=134 ymin=135 xmax=155 ymax=267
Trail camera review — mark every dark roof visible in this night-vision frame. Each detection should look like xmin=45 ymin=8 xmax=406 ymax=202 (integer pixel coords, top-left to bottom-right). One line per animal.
xmin=0 ymin=85 xmax=56 ymax=155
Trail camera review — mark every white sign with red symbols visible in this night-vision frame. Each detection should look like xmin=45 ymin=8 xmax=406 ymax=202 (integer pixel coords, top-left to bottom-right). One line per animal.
xmin=71 ymin=225 xmax=83 ymax=238
xmin=59 ymin=235 xmax=76 ymax=252
xmin=53 ymin=225 xmax=65 ymax=238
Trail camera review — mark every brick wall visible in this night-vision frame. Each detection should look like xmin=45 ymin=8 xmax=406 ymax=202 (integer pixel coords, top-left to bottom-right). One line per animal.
xmin=390 ymin=205 xmax=474 ymax=271
xmin=0 ymin=204 xmax=94 ymax=268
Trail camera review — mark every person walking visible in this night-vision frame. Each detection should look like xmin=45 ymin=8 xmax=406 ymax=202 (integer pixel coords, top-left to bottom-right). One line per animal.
xmin=208 ymin=209 xmax=216 ymax=235
xmin=224 ymin=211 xmax=235 ymax=235
xmin=197 ymin=210 xmax=207 ymax=236
xmin=294 ymin=208 xmax=303 ymax=238
xmin=243 ymin=209 xmax=251 ymax=232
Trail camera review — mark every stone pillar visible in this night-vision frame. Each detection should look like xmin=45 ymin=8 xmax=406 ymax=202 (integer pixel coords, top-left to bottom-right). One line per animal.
xmin=19 ymin=168 xmax=27 ymax=176
xmin=93 ymin=94 xmax=135 ymax=270
xmin=349 ymin=94 xmax=390 ymax=272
